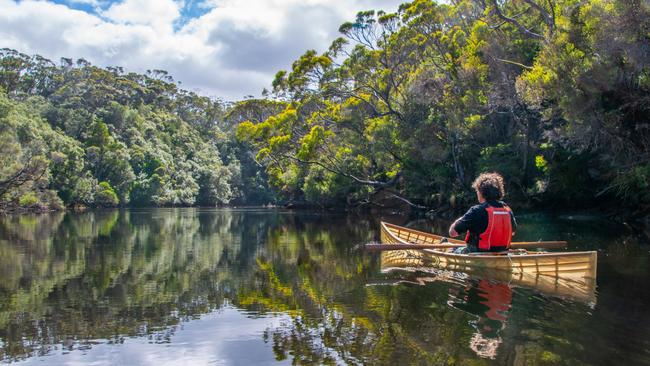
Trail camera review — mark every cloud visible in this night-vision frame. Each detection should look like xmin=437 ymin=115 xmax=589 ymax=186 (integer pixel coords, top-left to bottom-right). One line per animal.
xmin=206 ymin=4 xmax=341 ymax=72
xmin=103 ymin=0 xmax=181 ymax=30
xmin=0 ymin=0 xmax=402 ymax=100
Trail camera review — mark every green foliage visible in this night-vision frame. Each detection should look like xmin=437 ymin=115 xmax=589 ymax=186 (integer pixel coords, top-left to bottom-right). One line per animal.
xmin=297 ymin=126 xmax=330 ymax=160
xmin=86 ymin=120 xmax=111 ymax=147
xmin=538 ymin=149 xmax=600 ymax=206
xmin=18 ymin=192 xmax=38 ymax=207
xmin=95 ymin=181 xmax=119 ymax=207
xmin=129 ymin=173 xmax=163 ymax=207
xmin=196 ymin=165 xmax=234 ymax=206
xmin=612 ymin=163 xmax=650 ymax=205
xmin=2 ymin=0 xmax=649 ymax=214
xmin=535 ymin=155 xmax=549 ymax=173
xmin=236 ymin=0 xmax=650 ymax=214
xmin=70 ymin=174 xmax=96 ymax=205
xmin=301 ymin=165 xmax=349 ymax=205
xmin=0 ymin=49 xmax=242 ymax=210
xmin=477 ymin=145 xmax=519 ymax=176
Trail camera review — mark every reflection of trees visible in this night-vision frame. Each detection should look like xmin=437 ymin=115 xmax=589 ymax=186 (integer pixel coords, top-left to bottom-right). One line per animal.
xmin=0 ymin=212 xmax=83 ymax=324
xmin=0 ymin=209 xmax=257 ymax=361
xmin=232 ymin=218 xmax=478 ymax=365
xmin=236 ymin=215 xmax=609 ymax=365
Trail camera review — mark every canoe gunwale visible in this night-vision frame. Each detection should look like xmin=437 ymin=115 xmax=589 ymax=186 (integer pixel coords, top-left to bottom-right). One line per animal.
xmin=381 ymin=222 xmax=594 ymax=259
xmin=381 ymin=222 xmax=568 ymax=249
xmin=382 ymin=222 xmax=465 ymax=244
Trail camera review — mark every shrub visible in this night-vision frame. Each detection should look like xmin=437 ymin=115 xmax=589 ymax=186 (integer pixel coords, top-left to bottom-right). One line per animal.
xmin=18 ymin=192 xmax=39 ymax=207
xmin=95 ymin=181 xmax=119 ymax=207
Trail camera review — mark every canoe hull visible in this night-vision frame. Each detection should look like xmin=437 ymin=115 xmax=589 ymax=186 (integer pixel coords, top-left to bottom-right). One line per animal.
xmin=380 ymin=222 xmax=598 ymax=303
xmin=380 ymin=222 xmax=597 ymax=279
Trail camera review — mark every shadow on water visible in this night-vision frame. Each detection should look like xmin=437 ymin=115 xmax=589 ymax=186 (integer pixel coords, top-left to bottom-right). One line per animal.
xmin=0 ymin=208 xmax=648 ymax=365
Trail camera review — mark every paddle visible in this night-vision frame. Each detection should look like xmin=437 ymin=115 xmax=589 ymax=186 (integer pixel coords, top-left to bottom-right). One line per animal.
xmin=365 ymin=243 xmax=464 ymax=251
xmin=364 ymin=240 xmax=567 ymax=251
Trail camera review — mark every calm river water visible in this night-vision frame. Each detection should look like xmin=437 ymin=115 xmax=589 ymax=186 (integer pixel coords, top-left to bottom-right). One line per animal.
xmin=0 ymin=208 xmax=649 ymax=365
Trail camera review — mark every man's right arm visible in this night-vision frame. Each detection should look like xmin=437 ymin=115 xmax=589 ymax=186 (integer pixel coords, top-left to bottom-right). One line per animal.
xmin=449 ymin=219 xmax=461 ymax=237
xmin=449 ymin=206 xmax=479 ymax=237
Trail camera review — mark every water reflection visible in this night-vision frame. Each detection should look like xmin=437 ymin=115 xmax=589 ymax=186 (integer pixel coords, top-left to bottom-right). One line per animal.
xmin=0 ymin=209 xmax=649 ymax=365
xmin=367 ymin=273 xmax=514 ymax=360
xmin=380 ymin=247 xmax=597 ymax=305
xmin=449 ymin=280 xmax=512 ymax=359
xmin=0 ymin=209 xmax=378 ymax=364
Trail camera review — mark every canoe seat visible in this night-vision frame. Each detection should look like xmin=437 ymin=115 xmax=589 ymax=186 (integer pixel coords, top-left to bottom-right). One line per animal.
xmin=467 ymin=251 xmax=510 ymax=256
xmin=466 ymin=249 xmax=528 ymax=256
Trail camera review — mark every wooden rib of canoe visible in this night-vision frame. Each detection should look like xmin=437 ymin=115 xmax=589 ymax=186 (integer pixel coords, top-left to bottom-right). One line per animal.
xmin=380 ymin=221 xmax=597 ymax=281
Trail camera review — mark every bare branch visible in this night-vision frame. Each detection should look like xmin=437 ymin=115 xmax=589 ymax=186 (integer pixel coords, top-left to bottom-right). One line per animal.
xmin=280 ymin=153 xmax=401 ymax=188
xmin=522 ymin=0 xmax=555 ymax=32
xmin=488 ymin=0 xmax=545 ymax=39
xmin=0 ymin=157 xmax=47 ymax=199
xmin=380 ymin=190 xmax=427 ymax=209
xmin=494 ymin=57 xmax=533 ymax=69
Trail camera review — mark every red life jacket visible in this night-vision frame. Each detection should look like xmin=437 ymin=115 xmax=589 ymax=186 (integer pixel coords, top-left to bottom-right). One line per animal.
xmin=465 ymin=205 xmax=513 ymax=251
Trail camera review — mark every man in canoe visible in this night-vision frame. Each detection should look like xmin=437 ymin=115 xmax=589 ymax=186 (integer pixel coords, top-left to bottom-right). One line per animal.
xmin=448 ymin=172 xmax=517 ymax=253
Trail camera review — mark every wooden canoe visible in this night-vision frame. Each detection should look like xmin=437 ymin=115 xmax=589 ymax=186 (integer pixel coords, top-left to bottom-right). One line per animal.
xmin=380 ymin=222 xmax=597 ymax=280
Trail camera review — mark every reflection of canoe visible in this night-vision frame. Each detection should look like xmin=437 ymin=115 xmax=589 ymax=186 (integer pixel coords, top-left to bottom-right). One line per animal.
xmin=380 ymin=250 xmax=597 ymax=304
xmin=380 ymin=222 xmax=597 ymax=304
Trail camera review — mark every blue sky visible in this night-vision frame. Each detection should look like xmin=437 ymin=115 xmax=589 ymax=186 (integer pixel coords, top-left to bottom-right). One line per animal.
xmin=48 ymin=0 xmax=214 ymax=29
xmin=0 ymin=0 xmax=402 ymax=100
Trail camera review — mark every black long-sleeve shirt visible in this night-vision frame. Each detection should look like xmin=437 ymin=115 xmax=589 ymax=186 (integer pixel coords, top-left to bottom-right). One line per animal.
xmin=452 ymin=201 xmax=517 ymax=251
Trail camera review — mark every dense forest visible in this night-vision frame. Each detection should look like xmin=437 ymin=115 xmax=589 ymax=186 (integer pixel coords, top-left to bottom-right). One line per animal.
xmin=0 ymin=49 xmax=274 ymax=210
xmin=1 ymin=0 xmax=649 ymax=218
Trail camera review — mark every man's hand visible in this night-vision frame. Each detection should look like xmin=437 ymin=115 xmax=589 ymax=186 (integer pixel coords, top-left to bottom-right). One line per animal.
xmin=449 ymin=224 xmax=459 ymax=237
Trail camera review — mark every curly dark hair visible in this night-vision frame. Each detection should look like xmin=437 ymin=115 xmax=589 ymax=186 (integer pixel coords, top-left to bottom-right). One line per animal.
xmin=471 ymin=172 xmax=505 ymax=201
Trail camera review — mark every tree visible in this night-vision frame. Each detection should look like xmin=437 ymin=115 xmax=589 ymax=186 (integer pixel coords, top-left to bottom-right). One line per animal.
xmin=95 ymin=181 xmax=119 ymax=207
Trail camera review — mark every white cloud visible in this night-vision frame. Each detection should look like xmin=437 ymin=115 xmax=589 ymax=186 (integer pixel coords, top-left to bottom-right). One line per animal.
xmin=0 ymin=0 xmax=402 ymax=100
xmin=103 ymin=0 xmax=181 ymax=30
xmin=16 ymin=307 xmax=292 ymax=366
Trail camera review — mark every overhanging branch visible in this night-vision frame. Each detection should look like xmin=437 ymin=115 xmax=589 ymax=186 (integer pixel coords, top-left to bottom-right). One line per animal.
xmin=280 ymin=153 xmax=401 ymax=188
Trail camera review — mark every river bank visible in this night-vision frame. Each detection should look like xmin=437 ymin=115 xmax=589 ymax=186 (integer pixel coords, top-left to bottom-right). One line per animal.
xmin=3 ymin=199 xmax=650 ymax=239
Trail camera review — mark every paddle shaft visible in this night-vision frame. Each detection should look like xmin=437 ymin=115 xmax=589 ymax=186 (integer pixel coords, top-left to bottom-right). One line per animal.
xmin=435 ymin=239 xmax=568 ymax=249
xmin=365 ymin=243 xmax=463 ymax=251
xmin=365 ymin=240 xmax=567 ymax=251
